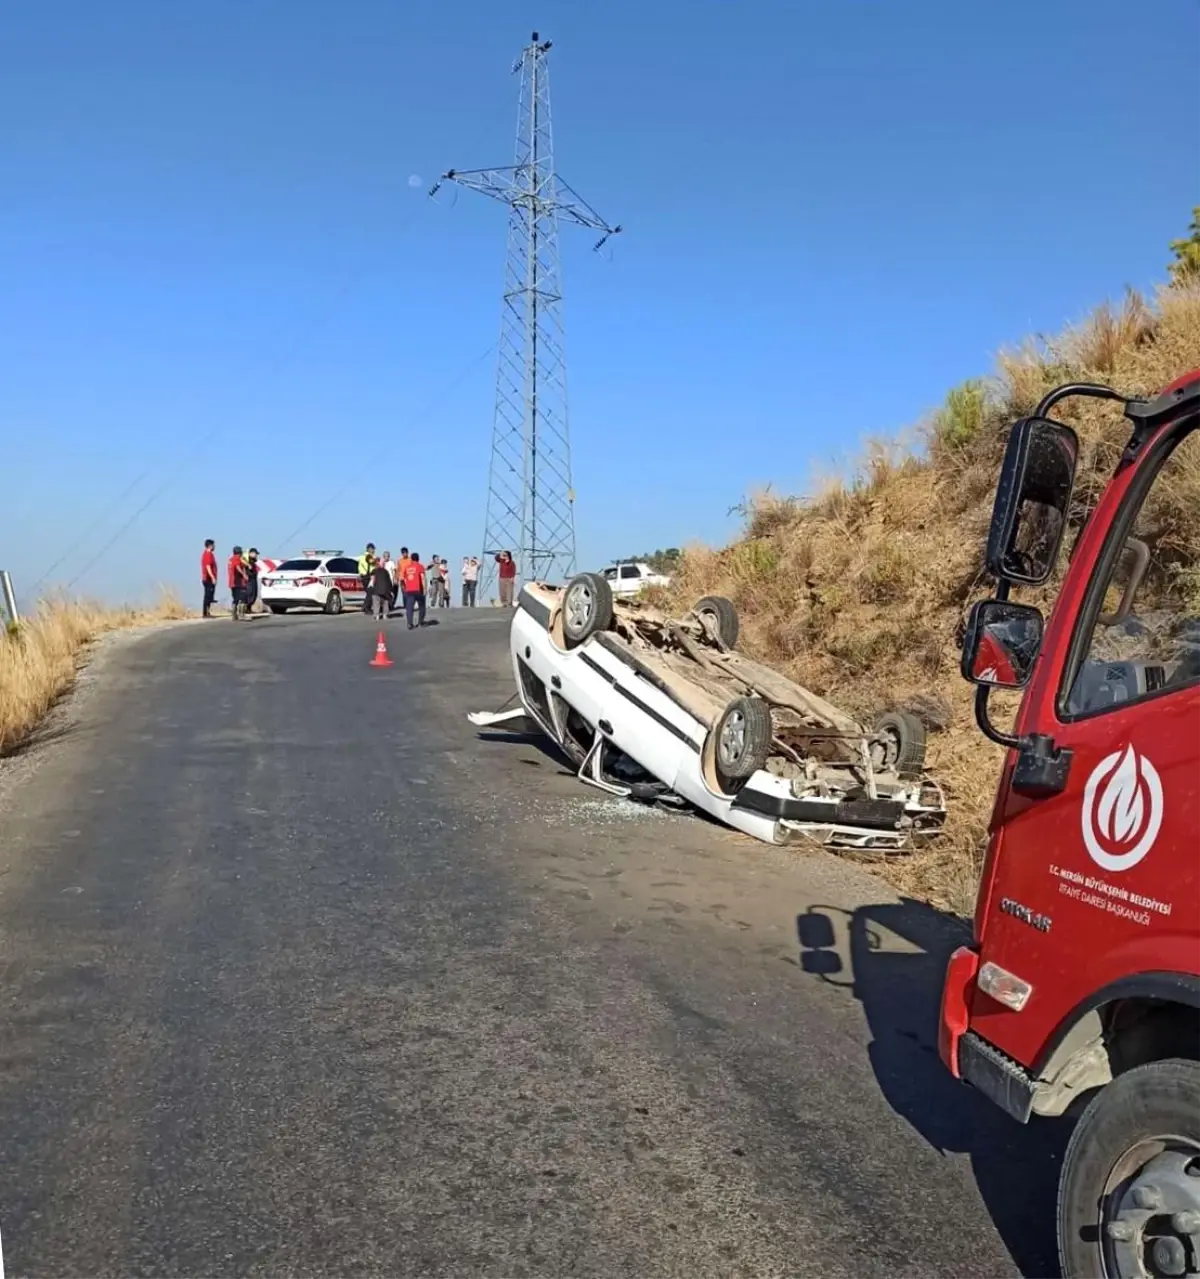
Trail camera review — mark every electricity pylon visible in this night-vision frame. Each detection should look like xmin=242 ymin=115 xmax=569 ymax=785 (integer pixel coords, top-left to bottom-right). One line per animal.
xmin=432 ymin=33 xmax=620 ymax=593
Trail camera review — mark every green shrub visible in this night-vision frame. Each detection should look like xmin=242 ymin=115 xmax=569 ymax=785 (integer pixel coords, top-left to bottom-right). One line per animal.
xmin=933 ymin=378 xmax=989 ymax=451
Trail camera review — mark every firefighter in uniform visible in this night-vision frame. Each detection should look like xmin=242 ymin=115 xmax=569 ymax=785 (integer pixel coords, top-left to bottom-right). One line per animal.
xmin=228 ymin=546 xmax=249 ymax=620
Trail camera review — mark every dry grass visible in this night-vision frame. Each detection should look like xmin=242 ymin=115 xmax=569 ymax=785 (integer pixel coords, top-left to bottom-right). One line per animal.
xmin=0 ymin=588 xmax=191 ymax=755
xmin=670 ymin=283 xmax=1200 ymax=915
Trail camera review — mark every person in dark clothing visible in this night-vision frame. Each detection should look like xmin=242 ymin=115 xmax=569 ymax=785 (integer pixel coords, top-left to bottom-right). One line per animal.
xmin=400 ymin=553 xmax=426 ymax=630
xmin=370 ymin=561 xmax=393 ymax=620
xmin=201 ymin=539 xmax=218 ymax=617
xmin=244 ymin=548 xmax=260 ymax=613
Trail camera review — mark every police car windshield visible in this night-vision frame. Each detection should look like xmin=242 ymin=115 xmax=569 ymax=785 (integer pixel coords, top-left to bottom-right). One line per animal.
xmin=277 ymin=559 xmax=320 ymax=572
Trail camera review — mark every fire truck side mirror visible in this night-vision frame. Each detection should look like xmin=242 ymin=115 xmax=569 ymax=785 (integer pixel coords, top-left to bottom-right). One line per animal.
xmin=961 ymin=599 xmax=1044 ymax=690
xmin=986 ymin=416 xmax=1079 ymax=586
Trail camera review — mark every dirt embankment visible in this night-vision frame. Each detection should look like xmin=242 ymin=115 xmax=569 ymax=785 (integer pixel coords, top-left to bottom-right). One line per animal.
xmin=669 ymin=284 xmax=1200 ymax=914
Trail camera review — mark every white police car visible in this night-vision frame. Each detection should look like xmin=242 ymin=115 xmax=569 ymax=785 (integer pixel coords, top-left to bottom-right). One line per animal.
xmin=259 ymin=552 xmax=366 ymax=615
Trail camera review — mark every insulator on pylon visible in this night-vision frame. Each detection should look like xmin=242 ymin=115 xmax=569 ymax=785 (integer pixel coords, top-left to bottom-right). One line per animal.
xmin=434 ymin=37 xmax=620 ymax=596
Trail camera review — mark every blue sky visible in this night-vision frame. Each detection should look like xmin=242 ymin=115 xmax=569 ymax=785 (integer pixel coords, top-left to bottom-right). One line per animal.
xmin=1 ymin=0 xmax=1196 ymax=605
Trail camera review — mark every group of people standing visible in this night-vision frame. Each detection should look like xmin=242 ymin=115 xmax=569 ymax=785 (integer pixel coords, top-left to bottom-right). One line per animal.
xmin=198 ymin=539 xmax=519 ymax=624
xmin=200 ymin=540 xmax=262 ymax=619
xmin=356 ymin=547 xmax=512 ymax=628
xmin=359 ymin=546 xmax=441 ymax=629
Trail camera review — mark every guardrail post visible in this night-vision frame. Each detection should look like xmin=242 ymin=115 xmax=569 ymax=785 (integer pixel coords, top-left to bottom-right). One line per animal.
xmin=0 ymin=571 xmax=20 ymax=628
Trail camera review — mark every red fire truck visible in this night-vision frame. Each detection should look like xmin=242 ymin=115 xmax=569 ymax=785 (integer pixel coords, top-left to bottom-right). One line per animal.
xmin=940 ymin=370 xmax=1200 ymax=1278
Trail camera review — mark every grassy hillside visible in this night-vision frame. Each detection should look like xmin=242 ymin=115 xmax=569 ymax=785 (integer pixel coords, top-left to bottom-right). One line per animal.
xmin=0 ymin=592 xmax=190 ymax=755
xmin=671 ymin=283 xmax=1200 ymax=914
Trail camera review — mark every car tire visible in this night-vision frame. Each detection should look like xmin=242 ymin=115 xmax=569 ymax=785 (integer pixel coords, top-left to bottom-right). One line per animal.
xmin=714 ymin=696 xmax=773 ymax=782
xmin=869 ymin=710 xmax=926 ymax=779
xmin=1058 ymin=1058 xmax=1200 ymax=1279
xmin=325 ymin=590 xmax=343 ymax=616
xmin=562 ymin=573 xmax=614 ymax=649
xmin=268 ymin=604 xmax=288 ymax=615
xmin=693 ymin=595 xmax=739 ymax=648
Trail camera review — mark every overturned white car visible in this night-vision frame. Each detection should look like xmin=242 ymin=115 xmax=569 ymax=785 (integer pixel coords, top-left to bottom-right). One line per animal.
xmin=470 ymin=573 xmax=947 ymax=851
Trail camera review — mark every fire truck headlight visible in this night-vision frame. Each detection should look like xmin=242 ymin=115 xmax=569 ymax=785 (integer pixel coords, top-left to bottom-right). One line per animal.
xmin=977 ymin=961 xmax=1032 ymax=1012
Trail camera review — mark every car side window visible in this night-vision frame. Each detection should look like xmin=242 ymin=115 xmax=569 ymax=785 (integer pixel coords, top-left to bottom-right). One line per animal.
xmin=1063 ymin=427 xmax=1199 ymax=717
xmin=619 ymin=564 xmax=640 ymax=579
xmin=328 ymin=558 xmax=358 ymax=574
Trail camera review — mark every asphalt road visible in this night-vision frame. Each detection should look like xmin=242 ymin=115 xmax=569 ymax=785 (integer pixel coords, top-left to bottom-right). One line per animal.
xmin=0 ymin=609 xmax=1067 ymax=1278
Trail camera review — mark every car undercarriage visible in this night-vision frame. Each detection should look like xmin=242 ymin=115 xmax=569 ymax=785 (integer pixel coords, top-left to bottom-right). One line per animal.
xmin=471 ymin=574 xmax=948 ymax=851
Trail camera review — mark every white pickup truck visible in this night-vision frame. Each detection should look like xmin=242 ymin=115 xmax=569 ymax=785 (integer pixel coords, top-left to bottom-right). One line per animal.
xmin=601 ymin=561 xmax=672 ymax=597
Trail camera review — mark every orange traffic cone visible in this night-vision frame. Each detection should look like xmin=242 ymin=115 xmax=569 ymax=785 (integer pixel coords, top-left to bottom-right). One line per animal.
xmin=369 ymin=631 xmax=393 ymax=668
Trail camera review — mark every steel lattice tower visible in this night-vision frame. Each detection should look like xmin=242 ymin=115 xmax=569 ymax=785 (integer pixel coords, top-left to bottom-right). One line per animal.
xmin=433 ymin=33 xmax=620 ymax=593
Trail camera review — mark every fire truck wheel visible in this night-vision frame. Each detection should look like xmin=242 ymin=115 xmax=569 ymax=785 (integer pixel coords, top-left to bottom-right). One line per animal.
xmin=869 ymin=711 xmax=926 ymax=779
xmin=714 ymin=697 xmax=773 ymax=782
xmin=1058 ymin=1058 xmax=1200 ymax=1279
xmin=692 ymin=595 xmax=739 ymax=648
xmin=562 ymin=573 xmax=614 ymax=649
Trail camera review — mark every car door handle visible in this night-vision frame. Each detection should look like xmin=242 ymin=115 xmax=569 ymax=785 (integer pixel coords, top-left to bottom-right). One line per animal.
xmin=599 ymin=719 xmax=613 ymax=735
xmin=551 ymin=675 xmax=562 ymax=689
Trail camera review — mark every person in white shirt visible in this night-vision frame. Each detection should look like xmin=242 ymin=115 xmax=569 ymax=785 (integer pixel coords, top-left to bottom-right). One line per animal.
xmin=381 ymin=551 xmax=397 ymax=610
xmin=427 ymin=557 xmax=443 ymax=608
xmin=461 ymin=556 xmax=480 ymax=607
xmin=437 ymin=557 xmax=450 ymax=609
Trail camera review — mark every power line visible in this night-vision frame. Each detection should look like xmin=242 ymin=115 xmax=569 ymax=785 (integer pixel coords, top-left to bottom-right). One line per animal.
xmin=60 ymin=267 xmax=399 ymax=594
xmin=65 ymin=337 xmax=494 ymax=589
xmin=51 ymin=265 xmax=383 ymax=593
xmin=66 ymin=481 xmax=184 ymax=591
xmin=273 ymin=340 xmax=497 ymax=551
xmin=35 ymin=190 xmax=443 ymax=592
xmin=30 ymin=107 xmax=506 ymax=595
xmin=27 ymin=468 xmax=153 ymax=596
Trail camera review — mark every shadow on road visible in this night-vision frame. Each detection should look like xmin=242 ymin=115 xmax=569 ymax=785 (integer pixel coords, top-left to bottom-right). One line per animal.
xmin=797 ymin=898 xmax=1067 ymax=1279
xmin=474 ymin=730 xmax=578 ymax=778
xmin=0 ymin=718 xmax=81 ymax=760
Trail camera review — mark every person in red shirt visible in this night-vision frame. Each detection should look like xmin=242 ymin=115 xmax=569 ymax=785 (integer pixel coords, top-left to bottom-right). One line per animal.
xmin=400 ymin=553 xmax=426 ymax=630
xmin=227 ymin=545 xmax=250 ymax=620
xmin=201 ymin=539 xmax=218 ymax=618
xmin=495 ymin=549 xmax=517 ymax=607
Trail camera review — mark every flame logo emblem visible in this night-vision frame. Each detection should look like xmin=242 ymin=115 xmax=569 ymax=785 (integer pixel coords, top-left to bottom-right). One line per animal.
xmin=1081 ymin=744 xmax=1164 ymax=872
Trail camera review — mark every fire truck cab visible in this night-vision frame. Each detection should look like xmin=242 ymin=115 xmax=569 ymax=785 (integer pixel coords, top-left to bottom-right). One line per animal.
xmin=940 ymin=371 xmax=1200 ymax=1278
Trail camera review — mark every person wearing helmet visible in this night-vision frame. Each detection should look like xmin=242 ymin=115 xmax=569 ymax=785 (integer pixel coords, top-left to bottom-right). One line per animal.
xmin=243 ymin=548 xmax=261 ymax=615
xmin=227 ymin=545 xmax=249 ymax=620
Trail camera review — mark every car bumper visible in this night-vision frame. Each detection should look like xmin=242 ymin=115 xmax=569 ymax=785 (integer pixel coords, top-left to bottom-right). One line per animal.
xmin=511 ymin=607 xmax=614 ymax=746
xmin=261 ymin=592 xmax=327 ymax=608
xmin=938 ymin=944 xmax=979 ymax=1076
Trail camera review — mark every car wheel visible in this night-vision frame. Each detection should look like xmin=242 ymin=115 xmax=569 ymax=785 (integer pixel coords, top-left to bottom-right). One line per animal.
xmin=562 ymin=572 xmax=614 ymax=648
xmin=692 ymin=595 xmax=739 ymax=648
xmin=714 ymin=696 xmax=773 ymax=782
xmin=268 ymin=604 xmax=288 ymax=615
xmin=1058 ymin=1058 xmax=1200 ymax=1279
xmin=869 ymin=711 xmax=926 ymax=779
xmin=325 ymin=589 xmax=343 ymax=616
